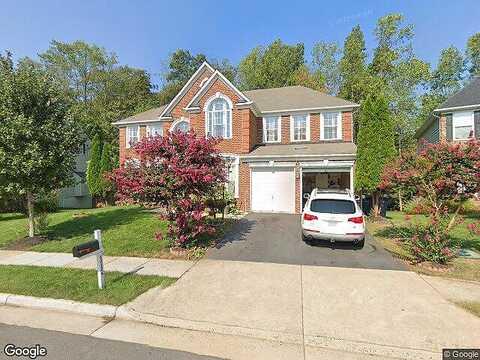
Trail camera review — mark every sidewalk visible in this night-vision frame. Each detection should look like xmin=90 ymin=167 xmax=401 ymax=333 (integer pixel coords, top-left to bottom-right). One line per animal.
xmin=0 ymin=250 xmax=194 ymax=278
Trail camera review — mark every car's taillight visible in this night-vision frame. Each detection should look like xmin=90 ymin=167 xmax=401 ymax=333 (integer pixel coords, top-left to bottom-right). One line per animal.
xmin=303 ymin=213 xmax=318 ymax=221
xmin=348 ymin=216 xmax=364 ymax=224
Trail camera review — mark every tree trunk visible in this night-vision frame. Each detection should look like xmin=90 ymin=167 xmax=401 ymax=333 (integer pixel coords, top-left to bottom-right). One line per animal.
xmin=398 ymin=190 xmax=403 ymax=212
xmin=372 ymin=192 xmax=381 ymax=217
xmin=26 ymin=191 xmax=35 ymax=238
xmin=446 ymin=202 xmax=464 ymax=232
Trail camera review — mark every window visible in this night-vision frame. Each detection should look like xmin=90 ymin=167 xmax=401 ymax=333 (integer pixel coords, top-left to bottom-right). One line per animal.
xmin=206 ymin=97 xmax=232 ymax=138
xmin=290 ymin=114 xmax=309 ymax=141
xmin=126 ymin=125 xmax=139 ymax=148
xmin=321 ymin=112 xmax=342 ymax=140
xmin=453 ymin=111 xmax=474 ymax=140
xmin=263 ymin=116 xmax=281 ymax=143
xmin=146 ymin=123 xmax=163 ymax=137
xmin=171 ymin=119 xmax=190 ymax=133
xmin=310 ymin=199 xmax=356 ymax=214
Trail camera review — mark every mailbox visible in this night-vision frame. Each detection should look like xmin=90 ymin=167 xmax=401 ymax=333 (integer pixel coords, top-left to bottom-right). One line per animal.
xmin=72 ymin=240 xmax=100 ymax=258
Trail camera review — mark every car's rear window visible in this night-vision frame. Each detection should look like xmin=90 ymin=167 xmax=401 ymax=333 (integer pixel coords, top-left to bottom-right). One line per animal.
xmin=310 ymin=199 xmax=356 ymax=214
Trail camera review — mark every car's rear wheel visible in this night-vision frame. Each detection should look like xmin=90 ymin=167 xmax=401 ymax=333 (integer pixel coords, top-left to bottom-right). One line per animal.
xmin=355 ymin=238 xmax=365 ymax=249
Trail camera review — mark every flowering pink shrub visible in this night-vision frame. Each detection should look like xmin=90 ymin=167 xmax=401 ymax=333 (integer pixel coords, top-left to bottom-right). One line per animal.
xmin=110 ymin=131 xmax=226 ymax=248
xmin=380 ymin=140 xmax=480 ymax=263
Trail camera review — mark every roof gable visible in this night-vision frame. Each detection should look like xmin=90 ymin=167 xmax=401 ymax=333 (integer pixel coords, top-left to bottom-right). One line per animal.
xmin=159 ymin=62 xmax=215 ymax=118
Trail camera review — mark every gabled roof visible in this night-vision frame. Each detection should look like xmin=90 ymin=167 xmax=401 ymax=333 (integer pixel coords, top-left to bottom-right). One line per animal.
xmin=435 ymin=76 xmax=480 ymax=111
xmin=159 ymin=61 xmax=215 ymax=118
xmin=244 ymin=86 xmax=358 ymax=113
xmin=112 ymin=105 xmax=167 ymax=125
xmin=186 ymin=70 xmax=251 ymax=109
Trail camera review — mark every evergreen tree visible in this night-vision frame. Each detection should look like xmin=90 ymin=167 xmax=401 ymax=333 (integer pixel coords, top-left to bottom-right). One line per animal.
xmin=86 ymin=134 xmax=103 ymax=198
xmin=355 ymin=94 xmax=396 ymax=217
xmin=99 ymin=143 xmax=115 ymax=202
xmin=466 ymin=32 xmax=480 ymax=77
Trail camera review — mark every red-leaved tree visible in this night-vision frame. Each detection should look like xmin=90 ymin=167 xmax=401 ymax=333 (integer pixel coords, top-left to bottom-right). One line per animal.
xmin=110 ymin=131 xmax=226 ymax=248
xmin=380 ymin=139 xmax=480 ymax=263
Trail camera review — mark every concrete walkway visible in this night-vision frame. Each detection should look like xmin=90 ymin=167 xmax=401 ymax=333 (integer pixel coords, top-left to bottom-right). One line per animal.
xmin=0 ymin=250 xmax=194 ymax=278
xmin=121 ymin=259 xmax=480 ymax=360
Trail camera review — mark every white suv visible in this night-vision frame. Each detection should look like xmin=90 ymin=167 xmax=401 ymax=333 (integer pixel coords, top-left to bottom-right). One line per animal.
xmin=301 ymin=189 xmax=365 ymax=247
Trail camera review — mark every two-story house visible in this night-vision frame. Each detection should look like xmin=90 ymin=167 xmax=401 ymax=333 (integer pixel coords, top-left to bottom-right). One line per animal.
xmin=113 ymin=62 xmax=358 ymax=214
xmin=416 ymin=76 xmax=480 ymax=145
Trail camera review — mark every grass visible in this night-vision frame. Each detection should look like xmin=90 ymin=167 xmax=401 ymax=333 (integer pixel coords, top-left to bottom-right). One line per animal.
xmin=367 ymin=210 xmax=480 ymax=282
xmin=455 ymin=301 xmax=480 ymax=318
xmin=0 ymin=265 xmax=176 ymax=306
xmin=0 ymin=206 xmax=170 ymax=257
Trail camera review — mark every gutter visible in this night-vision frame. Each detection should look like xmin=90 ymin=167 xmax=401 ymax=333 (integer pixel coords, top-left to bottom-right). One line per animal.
xmin=434 ymin=104 xmax=480 ymax=112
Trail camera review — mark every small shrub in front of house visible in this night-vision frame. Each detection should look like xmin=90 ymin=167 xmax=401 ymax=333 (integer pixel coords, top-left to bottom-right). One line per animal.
xmin=380 ymin=139 xmax=480 ymax=264
xmin=110 ymin=130 xmax=227 ymax=248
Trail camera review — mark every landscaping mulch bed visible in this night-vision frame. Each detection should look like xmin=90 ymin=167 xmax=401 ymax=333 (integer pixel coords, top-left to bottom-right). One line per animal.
xmin=4 ymin=235 xmax=50 ymax=251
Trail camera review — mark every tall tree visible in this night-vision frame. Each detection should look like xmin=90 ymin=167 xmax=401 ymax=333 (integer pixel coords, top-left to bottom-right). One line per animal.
xmin=290 ymin=64 xmax=325 ymax=91
xmin=418 ymin=46 xmax=465 ymax=126
xmin=0 ymin=54 xmax=83 ymax=236
xmin=466 ymin=32 xmax=480 ymax=77
xmin=86 ymin=134 xmax=103 ymax=199
xmin=339 ymin=25 xmax=369 ymax=103
xmin=370 ymin=14 xmax=429 ymax=150
xmin=165 ymin=49 xmax=207 ymax=84
xmin=99 ymin=142 xmax=115 ymax=202
xmin=311 ymin=41 xmax=341 ymax=95
xmin=238 ymin=40 xmax=305 ymax=90
xmin=355 ymin=94 xmax=396 ymax=217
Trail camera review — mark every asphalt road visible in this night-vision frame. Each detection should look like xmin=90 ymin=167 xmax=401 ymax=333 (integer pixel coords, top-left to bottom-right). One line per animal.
xmin=208 ymin=213 xmax=406 ymax=270
xmin=0 ymin=324 xmax=222 ymax=360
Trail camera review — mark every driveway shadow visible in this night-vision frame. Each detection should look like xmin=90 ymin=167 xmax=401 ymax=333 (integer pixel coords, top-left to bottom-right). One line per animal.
xmin=213 ymin=217 xmax=256 ymax=249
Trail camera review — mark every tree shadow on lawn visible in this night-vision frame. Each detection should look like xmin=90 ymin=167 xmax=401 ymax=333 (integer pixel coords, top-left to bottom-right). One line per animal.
xmin=0 ymin=213 xmax=25 ymax=222
xmin=46 ymin=207 xmax=148 ymax=241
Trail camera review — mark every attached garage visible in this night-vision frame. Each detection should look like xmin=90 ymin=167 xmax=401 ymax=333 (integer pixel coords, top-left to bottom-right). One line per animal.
xmin=251 ymin=167 xmax=295 ymax=213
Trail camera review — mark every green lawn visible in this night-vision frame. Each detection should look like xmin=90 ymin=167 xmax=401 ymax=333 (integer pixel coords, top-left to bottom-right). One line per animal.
xmin=0 ymin=206 xmax=170 ymax=257
xmin=0 ymin=265 xmax=176 ymax=305
xmin=367 ymin=210 xmax=480 ymax=282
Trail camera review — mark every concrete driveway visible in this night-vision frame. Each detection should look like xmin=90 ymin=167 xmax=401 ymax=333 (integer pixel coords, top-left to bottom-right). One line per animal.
xmin=207 ymin=213 xmax=405 ymax=270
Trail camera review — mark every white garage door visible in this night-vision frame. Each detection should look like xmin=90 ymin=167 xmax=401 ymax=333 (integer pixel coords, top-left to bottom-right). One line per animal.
xmin=251 ymin=167 xmax=295 ymax=213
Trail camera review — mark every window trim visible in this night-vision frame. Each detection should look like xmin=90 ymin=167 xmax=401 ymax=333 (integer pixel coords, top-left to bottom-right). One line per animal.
xmin=290 ymin=114 xmax=310 ymax=142
xmin=320 ymin=112 xmax=342 ymax=141
xmin=452 ymin=111 xmax=474 ymax=140
xmin=204 ymin=92 xmax=233 ymax=139
xmin=170 ymin=117 xmax=190 ymax=133
xmin=263 ymin=116 xmax=282 ymax=143
xmin=146 ymin=122 xmax=163 ymax=137
xmin=126 ymin=125 xmax=140 ymax=149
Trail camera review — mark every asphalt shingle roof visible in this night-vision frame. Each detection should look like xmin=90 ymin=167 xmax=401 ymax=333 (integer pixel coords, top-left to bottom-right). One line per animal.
xmin=436 ymin=76 xmax=480 ymax=110
xmin=113 ymin=105 xmax=167 ymax=125
xmin=245 ymin=142 xmax=357 ymax=158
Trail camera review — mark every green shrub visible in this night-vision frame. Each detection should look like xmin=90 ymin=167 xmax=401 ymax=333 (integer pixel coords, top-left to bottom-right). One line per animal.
xmin=34 ymin=212 xmax=50 ymax=235
xmin=404 ymin=197 xmax=431 ymax=215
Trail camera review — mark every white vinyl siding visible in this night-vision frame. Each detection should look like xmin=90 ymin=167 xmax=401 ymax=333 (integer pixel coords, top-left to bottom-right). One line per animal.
xmin=263 ymin=116 xmax=281 ymax=143
xmin=126 ymin=125 xmax=139 ymax=148
xmin=453 ymin=111 xmax=474 ymax=140
xmin=290 ymin=114 xmax=310 ymax=141
xmin=321 ymin=112 xmax=342 ymax=140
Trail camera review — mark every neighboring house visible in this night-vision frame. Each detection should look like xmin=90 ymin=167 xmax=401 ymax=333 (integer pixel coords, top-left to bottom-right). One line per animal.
xmin=113 ymin=62 xmax=358 ymax=214
xmin=416 ymin=76 xmax=480 ymax=146
xmin=57 ymin=142 xmax=93 ymax=208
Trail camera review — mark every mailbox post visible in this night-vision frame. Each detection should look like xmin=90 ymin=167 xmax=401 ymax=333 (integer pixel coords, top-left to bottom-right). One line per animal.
xmin=72 ymin=229 xmax=106 ymax=289
xmin=94 ymin=230 xmax=106 ymax=289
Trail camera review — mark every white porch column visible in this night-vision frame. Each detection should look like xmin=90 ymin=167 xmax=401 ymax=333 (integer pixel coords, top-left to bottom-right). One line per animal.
xmin=350 ymin=166 xmax=354 ymax=193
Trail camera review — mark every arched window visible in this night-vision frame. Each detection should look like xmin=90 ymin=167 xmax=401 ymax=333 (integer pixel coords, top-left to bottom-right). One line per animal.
xmin=171 ymin=118 xmax=190 ymax=133
xmin=205 ymin=94 xmax=232 ymax=139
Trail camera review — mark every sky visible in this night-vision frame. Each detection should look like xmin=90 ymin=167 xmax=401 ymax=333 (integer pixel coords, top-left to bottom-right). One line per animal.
xmin=1 ymin=0 xmax=478 ymax=87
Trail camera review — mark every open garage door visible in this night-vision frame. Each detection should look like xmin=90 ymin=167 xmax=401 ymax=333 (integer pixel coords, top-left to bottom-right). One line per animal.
xmin=251 ymin=167 xmax=295 ymax=213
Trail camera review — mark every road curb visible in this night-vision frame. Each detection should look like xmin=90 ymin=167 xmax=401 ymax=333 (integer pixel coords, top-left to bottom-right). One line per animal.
xmin=2 ymin=294 xmax=117 ymax=318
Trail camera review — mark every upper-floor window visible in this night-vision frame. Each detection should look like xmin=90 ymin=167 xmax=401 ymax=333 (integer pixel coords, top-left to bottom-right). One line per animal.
xmin=171 ymin=118 xmax=190 ymax=133
xmin=146 ymin=123 xmax=163 ymax=137
xmin=263 ymin=116 xmax=281 ymax=143
xmin=290 ymin=114 xmax=309 ymax=141
xmin=453 ymin=111 xmax=474 ymax=140
xmin=206 ymin=96 xmax=232 ymax=138
xmin=126 ymin=125 xmax=139 ymax=148
xmin=321 ymin=112 xmax=342 ymax=140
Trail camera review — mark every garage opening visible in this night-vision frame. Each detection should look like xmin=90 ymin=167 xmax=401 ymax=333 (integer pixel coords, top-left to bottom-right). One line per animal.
xmin=302 ymin=171 xmax=351 ymax=209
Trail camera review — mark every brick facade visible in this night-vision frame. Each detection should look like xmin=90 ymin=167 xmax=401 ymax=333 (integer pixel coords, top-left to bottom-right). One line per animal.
xmin=117 ymin=66 xmax=356 ymax=214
